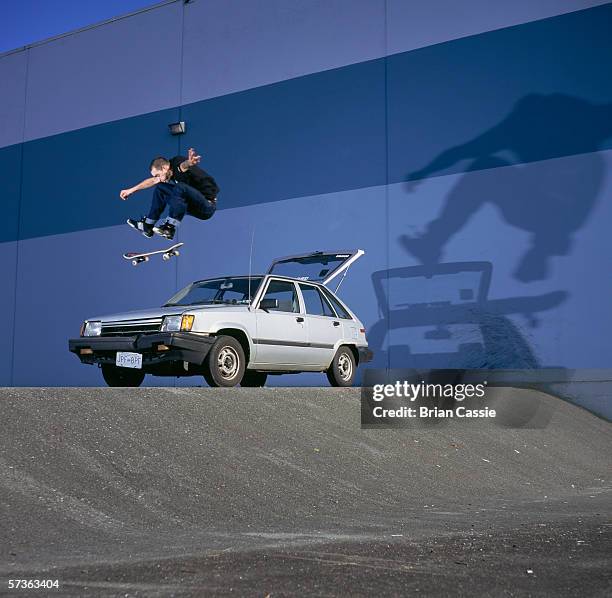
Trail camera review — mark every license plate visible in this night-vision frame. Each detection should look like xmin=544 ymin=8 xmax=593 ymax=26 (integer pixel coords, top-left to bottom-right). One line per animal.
xmin=116 ymin=352 xmax=143 ymax=369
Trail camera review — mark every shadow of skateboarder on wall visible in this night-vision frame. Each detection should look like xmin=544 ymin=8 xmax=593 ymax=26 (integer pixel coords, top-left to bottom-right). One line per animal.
xmin=399 ymin=94 xmax=612 ymax=281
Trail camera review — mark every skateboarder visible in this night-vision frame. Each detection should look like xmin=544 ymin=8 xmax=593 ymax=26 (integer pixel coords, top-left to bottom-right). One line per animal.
xmin=120 ymin=147 xmax=219 ymax=240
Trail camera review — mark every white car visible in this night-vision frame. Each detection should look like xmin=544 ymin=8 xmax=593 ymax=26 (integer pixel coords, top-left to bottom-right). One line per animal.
xmin=69 ymin=250 xmax=372 ymax=387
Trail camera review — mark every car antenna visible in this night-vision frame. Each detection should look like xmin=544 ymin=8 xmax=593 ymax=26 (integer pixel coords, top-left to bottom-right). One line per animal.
xmin=248 ymin=226 xmax=255 ymax=310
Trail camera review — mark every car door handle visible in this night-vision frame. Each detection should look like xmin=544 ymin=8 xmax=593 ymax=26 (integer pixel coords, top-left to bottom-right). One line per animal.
xmin=333 ymin=321 xmax=340 ymax=326
xmin=296 ymin=317 xmax=305 ymax=323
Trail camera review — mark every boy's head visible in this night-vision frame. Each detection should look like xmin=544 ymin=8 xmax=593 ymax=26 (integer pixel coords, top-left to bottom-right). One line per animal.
xmin=150 ymin=156 xmax=172 ymax=182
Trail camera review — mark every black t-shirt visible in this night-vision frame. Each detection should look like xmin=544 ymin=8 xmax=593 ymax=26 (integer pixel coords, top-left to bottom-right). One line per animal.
xmin=170 ymin=156 xmax=220 ymax=200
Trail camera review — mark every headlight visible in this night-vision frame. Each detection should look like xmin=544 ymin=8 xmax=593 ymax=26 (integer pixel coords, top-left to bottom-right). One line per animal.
xmin=82 ymin=321 xmax=102 ymax=337
xmin=161 ymin=314 xmax=195 ymax=332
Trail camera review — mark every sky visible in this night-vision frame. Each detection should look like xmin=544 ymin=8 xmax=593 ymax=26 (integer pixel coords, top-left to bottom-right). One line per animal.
xmin=0 ymin=0 xmax=162 ymax=54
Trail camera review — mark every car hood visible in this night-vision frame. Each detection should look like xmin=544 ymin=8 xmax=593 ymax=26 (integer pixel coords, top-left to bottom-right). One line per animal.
xmin=90 ymin=304 xmax=250 ymax=323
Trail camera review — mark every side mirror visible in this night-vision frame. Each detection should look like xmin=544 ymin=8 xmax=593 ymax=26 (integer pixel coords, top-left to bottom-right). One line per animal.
xmin=259 ymin=298 xmax=278 ymax=311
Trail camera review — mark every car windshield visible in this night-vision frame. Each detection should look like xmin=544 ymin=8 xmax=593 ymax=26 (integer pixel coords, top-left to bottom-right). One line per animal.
xmin=164 ymin=276 xmax=264 ymax=306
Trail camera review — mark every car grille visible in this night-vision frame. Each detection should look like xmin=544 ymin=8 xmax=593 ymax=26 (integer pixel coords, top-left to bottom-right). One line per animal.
xmin=101 ymin=318 xmax=163 ymax=336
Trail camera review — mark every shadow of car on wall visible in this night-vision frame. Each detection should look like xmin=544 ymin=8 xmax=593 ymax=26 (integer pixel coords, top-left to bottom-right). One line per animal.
xmin=366 ymin=261 xmax=567 ymax=372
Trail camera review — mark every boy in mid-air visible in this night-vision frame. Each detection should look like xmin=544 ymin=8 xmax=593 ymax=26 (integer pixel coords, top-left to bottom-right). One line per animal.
xmin=120 ymin=147 xmax=219 ymax=240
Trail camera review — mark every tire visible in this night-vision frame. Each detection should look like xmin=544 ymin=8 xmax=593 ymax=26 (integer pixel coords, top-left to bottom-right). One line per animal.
xmin=241 ymin=370 xmax=268 ymax=387
xmin=326 ymin=346 xmax=356 ymax=387
xmin=101 ymin=365 xmax=145 ymax=387
xmin=202 ymin=335 xmax=245 ymax=387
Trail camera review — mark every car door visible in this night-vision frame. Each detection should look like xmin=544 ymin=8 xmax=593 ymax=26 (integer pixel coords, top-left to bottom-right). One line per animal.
xmin=253 ymin=278 xmax=309 ymax=366
xmin=298 ymin=283 xmax=344 ymax=367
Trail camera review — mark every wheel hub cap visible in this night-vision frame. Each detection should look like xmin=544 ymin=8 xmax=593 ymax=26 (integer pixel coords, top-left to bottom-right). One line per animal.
xmin=218 ymin=347 xmax=239 ymax=379
xmin=338 ymin=354 xmax=352 ymax=380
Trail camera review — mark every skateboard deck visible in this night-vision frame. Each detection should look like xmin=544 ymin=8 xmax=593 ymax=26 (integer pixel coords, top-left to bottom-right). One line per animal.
xmin=123 ymin=242 xmax=184 ymax=266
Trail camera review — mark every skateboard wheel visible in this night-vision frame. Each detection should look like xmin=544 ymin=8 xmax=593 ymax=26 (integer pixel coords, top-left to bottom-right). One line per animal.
xmin=132 ymin=260 xmax=138 ymax=266
xmin=174 ymin=250 xmax=180 ymax=256
xmin=162 ymin=253 xmax=170 ymax=261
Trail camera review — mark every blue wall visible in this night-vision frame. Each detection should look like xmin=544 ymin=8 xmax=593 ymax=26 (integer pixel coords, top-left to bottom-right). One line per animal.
xmin=1 ymin=0 xmax=611 ymax=390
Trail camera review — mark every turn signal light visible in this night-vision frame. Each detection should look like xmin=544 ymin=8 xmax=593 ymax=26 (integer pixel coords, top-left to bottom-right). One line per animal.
xmin=157 ymin=344 xmax=170 ymax=352
xmin=80 ymin=348 xmax=93 ymax=355
xmin=180 ymin=314 xmax=195 ymax=331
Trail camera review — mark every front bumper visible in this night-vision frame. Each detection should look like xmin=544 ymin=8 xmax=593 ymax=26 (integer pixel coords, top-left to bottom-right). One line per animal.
xmin=358 ymin=346 xmax=374 ymax=364
xmin=68 ymin=332 xmax=216 ymax=369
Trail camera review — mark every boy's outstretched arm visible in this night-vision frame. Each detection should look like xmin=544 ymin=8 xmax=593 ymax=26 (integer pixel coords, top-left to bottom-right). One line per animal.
xmin=119 ymin=177 xmax=158 ymax=200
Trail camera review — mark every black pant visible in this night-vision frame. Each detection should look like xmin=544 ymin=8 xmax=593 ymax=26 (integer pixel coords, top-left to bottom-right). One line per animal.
xmin=147 ymin=181 xmax=216 ymax=222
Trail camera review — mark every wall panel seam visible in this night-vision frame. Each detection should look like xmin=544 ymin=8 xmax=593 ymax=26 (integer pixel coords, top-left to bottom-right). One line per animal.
xmin=11 ymin=48 xmax=30 ymax=385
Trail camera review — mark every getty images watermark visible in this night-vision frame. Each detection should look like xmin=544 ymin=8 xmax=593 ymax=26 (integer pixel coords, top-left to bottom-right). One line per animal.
xmin=371 ymin=378 xmax=494 ymax=419
xmin=361 ymin=369 xmax=558 ymax=429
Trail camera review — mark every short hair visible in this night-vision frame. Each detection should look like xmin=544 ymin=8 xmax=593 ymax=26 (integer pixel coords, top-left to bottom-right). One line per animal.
xmin=149 ymin=156 xmax=170 ymax=170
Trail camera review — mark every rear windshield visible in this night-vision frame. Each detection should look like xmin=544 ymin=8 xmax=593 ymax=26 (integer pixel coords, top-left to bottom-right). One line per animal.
xmin=269 ymin=254 xmax=350 ymax=282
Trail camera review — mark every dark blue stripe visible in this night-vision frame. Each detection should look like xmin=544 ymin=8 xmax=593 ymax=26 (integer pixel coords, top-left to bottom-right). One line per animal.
xmin=181 ymin=58 xmax=387 ymax=209
xmin=3 ymin=3 xmax=611 ymax=243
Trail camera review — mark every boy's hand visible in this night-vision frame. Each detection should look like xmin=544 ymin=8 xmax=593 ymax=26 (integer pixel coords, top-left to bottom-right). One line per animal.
xmin=187 ymin=147 xmax=201 ymax=167
xmin=120 ymin=189 xmax=133 ymax=200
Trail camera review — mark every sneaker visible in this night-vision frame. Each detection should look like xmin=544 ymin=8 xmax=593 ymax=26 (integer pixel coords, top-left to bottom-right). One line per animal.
xmin=153 ymin=222 xmax=176 ymax=240
xmin=127 ymin=217 xmax=154 ymax=238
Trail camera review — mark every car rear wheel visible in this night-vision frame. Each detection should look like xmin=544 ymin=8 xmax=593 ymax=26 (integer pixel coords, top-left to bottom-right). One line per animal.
xmin=202 ymin=335 xmax=245 ymax=387
xmin=241 ymin=370 xmax=268 ymax=387
xmin=326 ymin=346 xmax=356 ymax=387
xmin=101 ymin=364 xmax=145 ymax=387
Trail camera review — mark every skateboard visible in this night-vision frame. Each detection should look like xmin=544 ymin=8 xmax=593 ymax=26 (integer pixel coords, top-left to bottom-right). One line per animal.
xmin=123 ymin=242 xmax=184 ymax=266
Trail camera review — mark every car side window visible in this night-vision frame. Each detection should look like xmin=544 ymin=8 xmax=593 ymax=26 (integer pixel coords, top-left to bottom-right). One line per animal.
xmin=322 ymin=288 xmax=352 ymax=319
xmin=299 ymin=284 xmax=336 ymax=317
xmin=261 ymin=280 xmax=299 ymax=313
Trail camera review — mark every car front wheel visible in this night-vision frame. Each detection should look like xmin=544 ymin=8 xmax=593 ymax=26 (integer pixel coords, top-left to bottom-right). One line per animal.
xmin=203 ymin=335 xmax=246 ymax=387
xmin=326 ymin=346 xmax=356 ymax=387
xmin=101 ymin=364 xmax=145 ymax=387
